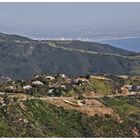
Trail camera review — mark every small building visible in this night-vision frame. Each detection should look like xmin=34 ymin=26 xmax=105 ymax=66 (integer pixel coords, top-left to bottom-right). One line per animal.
xmin=65 ymin=78 xmax=71 ymax=84
xmin=45 ymin=76 xmax=55 ymax=80
xmin=60 ymin=85 xmax=66 ymax=89
xmin=72 ymin=78 xmax=89 ymax=85
xmin=32 ymin=81 xmax=44 ymax=86
xmin=55 ymin=74 xmax=66 ymax=79
xmin=0 ymin=76 xmax=11 ymax=83
xmin=23 ymin=85 xmax=32 ymax=90
xmin=34 ymin=75 xmax=40 ymax=78
xmin=60 ymin=74 xmax=66 ymax=78
xmin=7 ymin=86 xmax=16 ymax=90
xmin=0 ymin=92 xmax=5 ymax=95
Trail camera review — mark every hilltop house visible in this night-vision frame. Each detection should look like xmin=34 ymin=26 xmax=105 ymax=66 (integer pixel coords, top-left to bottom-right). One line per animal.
xmin=45 ymin=76 xmax=55 ymax=80
xmin=0 ymin=76 xmax=11 ymax=83
xmin=72 ymin=78 xmax=89 ymax=85
xmin=0 ymin=92 xmax=5 ymax=95
xmin=60 ymin=74 xmax=66 ymax=78
xmin=23 ymin=85 xmax=32 ymax=90
xmin=60 ymin=85 xmax=66 ymax=89
xmin=5 ymin=86 xmax=17 ymax=93
xmin=55 ymin=74 xmax=66 ymax=79
xmin=32 ymin=81 xmax=44 ymax=86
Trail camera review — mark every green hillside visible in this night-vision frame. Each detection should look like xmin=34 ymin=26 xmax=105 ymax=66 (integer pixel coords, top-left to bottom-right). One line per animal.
xmin=0 ymin=74 xmax=139 ymax=137
xmin=0 ymin=32 xmax=139 ymax=80
xmin=0 ymin=98 xmax=137 ymax=137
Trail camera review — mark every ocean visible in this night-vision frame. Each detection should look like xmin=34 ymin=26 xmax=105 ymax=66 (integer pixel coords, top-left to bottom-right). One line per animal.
xmin=97 ymin=37 xmax=140 ymax=52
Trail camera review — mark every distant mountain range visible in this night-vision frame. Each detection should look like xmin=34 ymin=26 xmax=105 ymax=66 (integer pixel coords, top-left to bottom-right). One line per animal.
xmin=0 ymin=32 xmax=140 ymax=80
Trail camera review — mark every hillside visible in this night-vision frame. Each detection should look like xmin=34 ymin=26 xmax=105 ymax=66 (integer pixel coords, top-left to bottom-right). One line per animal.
xmin=0 ymin=32 xmax=140 ymax=80
xmin=46 ymin=40 xmax=133 ymax=56
xmin=0 ymin=98 xmax=138 ymax=137
xmin=0 ymin=74 xmax=139 ymax=137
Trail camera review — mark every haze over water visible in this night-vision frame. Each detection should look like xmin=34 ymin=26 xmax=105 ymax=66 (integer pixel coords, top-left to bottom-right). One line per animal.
xmin=0 ymin=3 xmax=140 ymax=52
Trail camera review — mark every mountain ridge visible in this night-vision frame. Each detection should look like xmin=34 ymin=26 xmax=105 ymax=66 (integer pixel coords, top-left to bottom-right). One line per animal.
xmin=0 ymin=32 xmax=139 ymax=80
xmin=0 ymin=32 xmax=135 ymax=55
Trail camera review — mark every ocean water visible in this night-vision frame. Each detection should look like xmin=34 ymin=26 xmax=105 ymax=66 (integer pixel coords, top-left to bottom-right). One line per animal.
xmin=98 ymin=38 xmax=140 ymax=52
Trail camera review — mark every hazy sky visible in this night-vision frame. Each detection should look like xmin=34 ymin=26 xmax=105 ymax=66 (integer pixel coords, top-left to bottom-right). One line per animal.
xmin=0 ymin=3 xmax=140 ymax=36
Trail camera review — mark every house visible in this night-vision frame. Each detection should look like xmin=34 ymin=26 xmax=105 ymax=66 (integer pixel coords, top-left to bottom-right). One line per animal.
xmin=60 ymin=85 xmax=66 ymax=89
xmin=49 ymin=83 xmax=61 ymax=88
xmin=32 ymin=81 xmax=44 ymax=86
xmin=34 ymin=75 xmax=40 ymax=78
xmin=55 ymin=74 xmax=66 ymax=79
xmin=7 ymin=86 xmax=16 ymax=90
xmin=117 ymin=75 xmax=129 ymax=79
xmin=45 ymin=76 xmax=55 ymax=80
xmin=0 ymin=92 xmax=5 ymax=95
xmin=5 ymin=86 xmax=17 ymax=93
xmin=0 ymin=76 xmax=11 ymax=83
xmin=60 ymin=74 xmax=66 ymax=78
xmin=23 ymin=85 xmax=32 ymax=90
xmin=65 ymin=78 xmax=71 ymax=84
xmin=72 ymin=78 xmax=89 ymax=85
xmin=90 ymin=75 xmax=109 ymax=80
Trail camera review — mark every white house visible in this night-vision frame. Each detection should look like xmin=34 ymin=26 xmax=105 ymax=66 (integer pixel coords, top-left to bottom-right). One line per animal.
xmin=7 ymin=86 xmax=16 ymax=90
xmin=60 ymin=74 xmax=66 ymax=78
xmin=0 ymin=92 xmax=5 ymax=95
xmin=23 ymin=85 xmax=32 ymax=90
xmin=61 ymin=85 xmax=66 ymax=89
xmin=32 ymin=81 xmax=44 ymax=86
xmin=45 ymin=76 xmax=55 ymax=80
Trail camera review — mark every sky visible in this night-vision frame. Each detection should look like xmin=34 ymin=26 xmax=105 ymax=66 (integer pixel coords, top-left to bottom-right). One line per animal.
xmin=0 ymin=3 xmax=140 ymax=37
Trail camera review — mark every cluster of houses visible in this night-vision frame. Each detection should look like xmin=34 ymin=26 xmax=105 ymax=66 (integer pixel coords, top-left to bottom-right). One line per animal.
xmin=0 ymin=74 xmax=90 ymax=96
xmin=46 ymin=74 xmax=90 ymax=96
xmin=0 ymin=76 xmax=11 ymax=83
xmin=0 ymin=73 xmax=139 ymax=96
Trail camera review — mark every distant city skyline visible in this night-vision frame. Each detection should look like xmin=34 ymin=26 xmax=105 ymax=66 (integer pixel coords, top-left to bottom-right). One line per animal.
xmin=0 ymin=3 xmax=140 ymax=39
